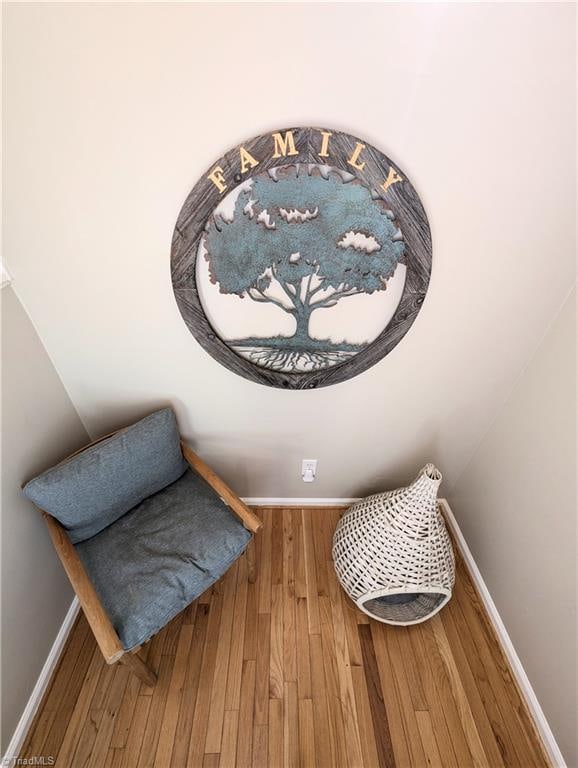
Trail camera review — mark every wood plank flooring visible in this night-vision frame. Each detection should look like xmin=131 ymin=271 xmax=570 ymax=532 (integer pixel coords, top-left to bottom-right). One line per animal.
xmin=20 ymin=507 xmax=550 ymax=767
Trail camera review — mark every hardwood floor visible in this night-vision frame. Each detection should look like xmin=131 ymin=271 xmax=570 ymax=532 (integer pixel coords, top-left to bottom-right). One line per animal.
xmin=20 ymin=507 xmax=550 ymax=767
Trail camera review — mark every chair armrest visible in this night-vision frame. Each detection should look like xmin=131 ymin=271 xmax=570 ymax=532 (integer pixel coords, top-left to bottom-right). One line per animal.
xmin=42 ymin=513 xmax=125 ymax=664
xmin=180 ymin=441 xmax=262 ymax=534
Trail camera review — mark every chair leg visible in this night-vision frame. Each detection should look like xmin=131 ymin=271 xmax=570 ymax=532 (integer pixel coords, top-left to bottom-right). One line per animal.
xmin=119 ymin=649 xmax=157 ymax=687
xmin=246 ymin=538 xmax=257 ymax=584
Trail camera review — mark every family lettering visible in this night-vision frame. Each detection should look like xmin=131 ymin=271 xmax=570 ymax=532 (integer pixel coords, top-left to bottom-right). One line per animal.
xmin=207 ymin=130 xmax=403 ymax=195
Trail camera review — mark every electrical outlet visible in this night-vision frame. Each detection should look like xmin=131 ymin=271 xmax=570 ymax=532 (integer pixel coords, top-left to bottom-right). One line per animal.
xmin=301 ymin=459 xmax=317 ymax=483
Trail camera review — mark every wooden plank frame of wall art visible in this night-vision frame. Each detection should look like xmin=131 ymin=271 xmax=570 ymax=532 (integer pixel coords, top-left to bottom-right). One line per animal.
xmin=170 ymin=127 xmax=432 ymax=389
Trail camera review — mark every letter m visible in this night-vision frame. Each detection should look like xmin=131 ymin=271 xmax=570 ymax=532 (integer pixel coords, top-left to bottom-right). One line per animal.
xmin=271 ymin=131 xmax=299 ymax=158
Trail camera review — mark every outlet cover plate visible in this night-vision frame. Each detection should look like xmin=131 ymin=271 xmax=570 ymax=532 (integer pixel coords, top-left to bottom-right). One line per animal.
xmin=301 ymin=459 xmax=317 ymax=482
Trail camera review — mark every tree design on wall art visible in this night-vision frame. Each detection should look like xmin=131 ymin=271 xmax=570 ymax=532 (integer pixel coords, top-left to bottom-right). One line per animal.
xmin=171 ymin=127 xmax=432 ymax=389
xmin=202 ymin=166 xmax=406 ymax=372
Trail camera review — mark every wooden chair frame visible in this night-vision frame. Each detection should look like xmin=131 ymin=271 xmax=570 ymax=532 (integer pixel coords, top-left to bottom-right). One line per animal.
xmin=33 ymin=436 xmax=262 ymax=686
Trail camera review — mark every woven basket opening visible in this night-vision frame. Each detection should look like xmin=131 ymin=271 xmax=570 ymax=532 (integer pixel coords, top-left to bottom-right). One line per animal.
xmin=362 ymin=592 xmax=446 ymax=624
xmin=423 ymin=464 xmax=442 ymax=482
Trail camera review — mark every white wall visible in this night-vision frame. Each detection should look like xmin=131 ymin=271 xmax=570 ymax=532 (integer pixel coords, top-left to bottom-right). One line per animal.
xmin=1 ymin=288 xmax=89 ymax=754
xmin=449 ymin=288 xmax=577 ymax=767
xmin=3 ymin=2 xmax=575 ymax=500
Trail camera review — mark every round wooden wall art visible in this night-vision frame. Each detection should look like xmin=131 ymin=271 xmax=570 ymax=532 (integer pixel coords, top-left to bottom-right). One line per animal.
xmin=171 ymin=127 xmax=432 ymax=389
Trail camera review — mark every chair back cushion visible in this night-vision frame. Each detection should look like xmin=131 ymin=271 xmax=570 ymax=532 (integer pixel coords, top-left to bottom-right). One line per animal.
xmin=23 ymin=407 xmax=187 ymax=543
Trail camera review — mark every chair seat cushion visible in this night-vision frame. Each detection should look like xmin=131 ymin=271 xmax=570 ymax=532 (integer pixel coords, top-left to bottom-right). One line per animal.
xmin=75 ymin=468 xmax=251 ymax=650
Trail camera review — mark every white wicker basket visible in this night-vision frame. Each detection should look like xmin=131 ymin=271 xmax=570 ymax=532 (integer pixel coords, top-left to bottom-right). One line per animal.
xmin=332 ymin=464 xmax=455 ymax=626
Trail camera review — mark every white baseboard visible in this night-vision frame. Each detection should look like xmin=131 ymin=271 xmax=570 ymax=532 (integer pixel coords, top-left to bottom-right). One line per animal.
xmin=439 ymin=499 xmax=566 ymax=768
xmin=3 ymin=597 xmax=80 ymax=762
xmin=242 ymin=497 xmax=361 ymax=505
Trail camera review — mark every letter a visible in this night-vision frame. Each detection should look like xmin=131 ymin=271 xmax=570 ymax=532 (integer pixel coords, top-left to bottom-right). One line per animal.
xmin=239 ymin=147 xmax=259 ymax=174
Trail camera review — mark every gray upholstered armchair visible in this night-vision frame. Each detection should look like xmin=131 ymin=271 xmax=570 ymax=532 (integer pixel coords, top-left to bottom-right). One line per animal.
xmin=22 ymin=408 xmax=261 ymax=685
